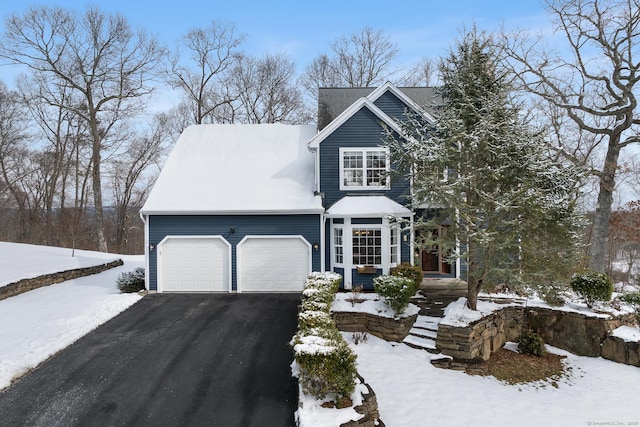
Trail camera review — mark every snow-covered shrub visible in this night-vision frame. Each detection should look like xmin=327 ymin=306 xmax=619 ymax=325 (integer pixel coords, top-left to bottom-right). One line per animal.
xmin=373 ymin=275 xmax=416 ymax=315
xmin=116 ymin=267 xmax=145 ymax=293
xmin=620 ymin=292 xmax=640 ymax=325
xmin=293 ymin=272 xmax=357 ymax=403
xmin=570 ymin=269 xmax=613 ymax=308
xmin=292 ymin=330 xmax=357 ymax=401
xmin=538 ymin=283 xmax=566 ymax=307
xmin=390 ymin=262 xmax=424 ymax=290
xmin=517 ymin=330 xmax=546 ymax=357
xmin=297 ymin=310 xmax=335 ymax=335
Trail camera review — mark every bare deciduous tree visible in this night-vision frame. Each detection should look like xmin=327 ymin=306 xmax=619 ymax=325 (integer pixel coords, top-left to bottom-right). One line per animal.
xmin=501 ymin=0 xmax=640 ymax=272
xmin=398 ymin=57 xmax=440 ymax=86
xmin=0 ymin=6 xmax=166 ymax=252
xmin=110 ymin=114 xmax=169 ymax=253
xmin=0 ymin=82 xmax=30 ymax=241
xmin=301 ymin=27 xmax=399 ymax=99
xmin=168 ymin=20 xmax=244 ymax=125
xmin=232 ymin=53 xmax=311 ymax=124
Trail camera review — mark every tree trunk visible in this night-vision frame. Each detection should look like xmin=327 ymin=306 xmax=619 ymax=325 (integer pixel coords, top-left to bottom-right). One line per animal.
xmin=589 ymin=141 xmax=620 ymax=273
xmin=467 ymin=278 xmax=481 ymax=311
xmin=91 ymin=142 xmax=108 ymax=253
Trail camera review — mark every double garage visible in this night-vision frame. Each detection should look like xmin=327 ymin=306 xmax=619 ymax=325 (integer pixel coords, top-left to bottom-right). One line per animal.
xmin=156 ymin=235 xmax=313 ymax=293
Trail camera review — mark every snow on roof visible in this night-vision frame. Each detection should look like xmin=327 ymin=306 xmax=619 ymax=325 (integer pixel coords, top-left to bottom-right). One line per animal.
xmin=325 ymin=196 xmax=412 ymax=218
xmin=141 ymin=124 xmax=323 ymax=215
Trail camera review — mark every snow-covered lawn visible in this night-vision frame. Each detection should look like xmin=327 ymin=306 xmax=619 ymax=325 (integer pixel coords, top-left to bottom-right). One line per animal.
xmin=0 ymin=242 xmax=143 ymax=390
xmin=351 ymin=335 xmax=640 ymax=427
xmin=0 ymin=242 xmax=122 ymax=288
xmin=296 ymin=292 xmax=640 ymax=427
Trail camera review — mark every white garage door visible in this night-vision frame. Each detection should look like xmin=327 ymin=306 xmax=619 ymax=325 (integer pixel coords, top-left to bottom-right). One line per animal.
xmin=237 ymin=236 xmax=310 ymax=292
xmin=159 ymin=236 xmax=230 ymax=292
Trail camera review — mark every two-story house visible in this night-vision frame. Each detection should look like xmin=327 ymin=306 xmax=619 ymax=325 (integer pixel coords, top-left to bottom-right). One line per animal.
xmin=140 ymin=82 xmax=463 ymax=293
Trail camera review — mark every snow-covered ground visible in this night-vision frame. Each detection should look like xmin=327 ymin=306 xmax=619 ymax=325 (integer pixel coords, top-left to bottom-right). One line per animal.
xmin=297 ymin=292 xmax=640 ymax=427
xmin=0 ymin=242 xmax=122 ymax=288
xmin=0 ymin=242 xmax=143 ymax=390
xmin=2 ymin=244 xmax=638 ymax=425
xmin=351 ymin=335 xmax=640 ymax=427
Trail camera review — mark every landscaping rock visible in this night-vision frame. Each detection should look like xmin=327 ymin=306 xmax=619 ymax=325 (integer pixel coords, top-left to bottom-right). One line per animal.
xmin=340 ymin=375 xmax=385 ymax=427
xmin=601 ymin=335 xmax=640 ymax=367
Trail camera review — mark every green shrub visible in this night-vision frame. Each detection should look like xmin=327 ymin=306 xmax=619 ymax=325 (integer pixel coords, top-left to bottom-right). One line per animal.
xmin=293 ymin=272 xmax=357 ymax=403
xmin=570 ymin=269 xmax=613 ymax=308
xmin=373 ymin=275 xmax=416 ymax=315
xmin=297 ymin=310 xmax=335 ymax=335
xmin=293 ymin=335 xmax=357 ymax=400
xmin=621 ymin=291 xmax=640 ymax=325
xmin=539 ymin=283 xmax=566 ymax=307
xmin=116 ymin=267 xmax=146 ymax=293
xmin=517 ymin=330 xmax=546 ymax=357
xmin=620 ymin=291 xmax=640 ymax=306
xmin=390 ymin=263 xmax=424 ymax=290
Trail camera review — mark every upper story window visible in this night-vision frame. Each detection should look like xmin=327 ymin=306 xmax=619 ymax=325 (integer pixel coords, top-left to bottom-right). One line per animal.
xmin=340 ymin=148 xmax=390 ymax=190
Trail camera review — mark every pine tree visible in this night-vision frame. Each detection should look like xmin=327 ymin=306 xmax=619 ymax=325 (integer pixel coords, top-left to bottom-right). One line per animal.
xmin=388 ymin=29 xmax=584 ymax=310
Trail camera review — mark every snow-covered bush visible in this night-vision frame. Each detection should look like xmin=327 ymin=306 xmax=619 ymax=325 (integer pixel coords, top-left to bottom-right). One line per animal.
xmin=620 ymin=292 xmax=640 ymax=325
xmin=373 ymin=275 xmax=416 ymax=315
xmin=292 ymin=272 xmax=357 ymax=403
xmin=390 ymin=263 xmax=424 ymax=290
xmin=297 ymin=310 xmax=335 ymax=335
xmin=292 ymin=330 xmax=357 ymax=403
xmin=570 ymin=269 xmax=613 ymax=308
xmin=517 ymin=329 xmax=546 ymax=357
xmin=116 ymin=267 xmax=145 ymax=293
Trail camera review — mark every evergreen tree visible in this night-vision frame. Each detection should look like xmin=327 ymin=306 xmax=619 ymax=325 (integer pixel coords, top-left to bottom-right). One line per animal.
xmin=388 ymin=29 xmax=584 ymax=310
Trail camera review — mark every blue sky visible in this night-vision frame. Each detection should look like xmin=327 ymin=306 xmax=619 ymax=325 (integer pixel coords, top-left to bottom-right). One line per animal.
xmin=0 ymin=0 xmax=551 ymax=82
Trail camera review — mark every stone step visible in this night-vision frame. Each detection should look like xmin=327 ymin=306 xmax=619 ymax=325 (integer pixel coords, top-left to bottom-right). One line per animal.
xmin=403 ymin=334 xmax=438 ymax=353
xmin=408 ymin=327 xmax=437 ymax=339
xmin=413 ymin=317 xmax=440 ymax=331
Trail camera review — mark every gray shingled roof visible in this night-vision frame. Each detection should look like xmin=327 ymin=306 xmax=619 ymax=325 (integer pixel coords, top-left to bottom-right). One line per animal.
xmin=317 ymin=86 xmax=440 ymax=130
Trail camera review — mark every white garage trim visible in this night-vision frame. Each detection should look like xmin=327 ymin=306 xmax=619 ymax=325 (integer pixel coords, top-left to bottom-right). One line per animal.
xmin=236 ymin=235 xmax=311 ymax=293
xmin=157 ymin=235 xmax=232 ymax=293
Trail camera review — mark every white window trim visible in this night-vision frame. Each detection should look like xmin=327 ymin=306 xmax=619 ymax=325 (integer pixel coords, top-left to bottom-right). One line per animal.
xmin=339 ymin=147 xmax=390 ymax=191
xmin=333 ymin=226 xmax=344 ymax=267
xmin=351 ymin=226 xmax=384 ymax=267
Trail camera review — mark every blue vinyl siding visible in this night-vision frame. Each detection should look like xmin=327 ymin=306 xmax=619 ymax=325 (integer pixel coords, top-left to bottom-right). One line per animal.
xmin=351 ymin=270 xmax=381 ymax=290
xmin=319 ymin=108 xmax=410 ymax=209
xmin=372 ymin=91 xmax=414 ymax=123
xmin=148 ymin=214 xmax=321 ymax=291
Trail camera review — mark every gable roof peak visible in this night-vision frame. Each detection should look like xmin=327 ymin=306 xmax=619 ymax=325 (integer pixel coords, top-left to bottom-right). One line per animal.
xmin=308 ymin=96 xmax=402 ymax=149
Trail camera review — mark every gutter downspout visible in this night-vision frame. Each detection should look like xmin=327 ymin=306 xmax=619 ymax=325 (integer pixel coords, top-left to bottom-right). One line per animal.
xmin=139 ymin=211 xmax=150 ymax=291
xmin=321 ymin=213 xmax=326 ymax=272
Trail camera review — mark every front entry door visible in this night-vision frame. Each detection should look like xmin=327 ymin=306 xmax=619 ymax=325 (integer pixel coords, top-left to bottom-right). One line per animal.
xmin=421 ymin=249 xmax=440 ymax=272
xmin=418 ymin=226 xmax=452 ymax=275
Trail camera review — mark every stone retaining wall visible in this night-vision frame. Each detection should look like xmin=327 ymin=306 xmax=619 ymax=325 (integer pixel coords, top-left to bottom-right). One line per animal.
xmin=332 ymin=311 xmax=418 ymax=342
xmin=436 ymin=307 xmax=525 ymax=361
xmin=0 ymin=259 xmax=124 ymax=301
xmin=526 ymin=307 xmax=631 ymax=357
xmin=435 ymin=305 xmax=637 ymax=366
xmin=601 ymin=335 xmax=640 ymax=366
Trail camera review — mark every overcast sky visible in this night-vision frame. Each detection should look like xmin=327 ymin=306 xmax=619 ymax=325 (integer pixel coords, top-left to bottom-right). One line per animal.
xmin=0 ymin=0 xmax=552 ymax=83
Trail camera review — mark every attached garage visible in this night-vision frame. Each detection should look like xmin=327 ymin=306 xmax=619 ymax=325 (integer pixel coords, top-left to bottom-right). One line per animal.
xmin=237 ymin=236 xmax=311 ymax=292
xmin=158 ymin=236 xmax=231 ymax=292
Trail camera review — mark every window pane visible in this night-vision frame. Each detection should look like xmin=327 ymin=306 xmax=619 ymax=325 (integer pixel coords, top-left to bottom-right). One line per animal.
xmin=343 ymin=170 xmax=363 ymax=186
xmin=352 ymin=228 xmax=382 ymax=265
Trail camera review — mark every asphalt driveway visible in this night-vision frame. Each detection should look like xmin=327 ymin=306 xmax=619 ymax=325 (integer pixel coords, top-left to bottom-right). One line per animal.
xmin=0 ymin=293 xmax=301 ymax=427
